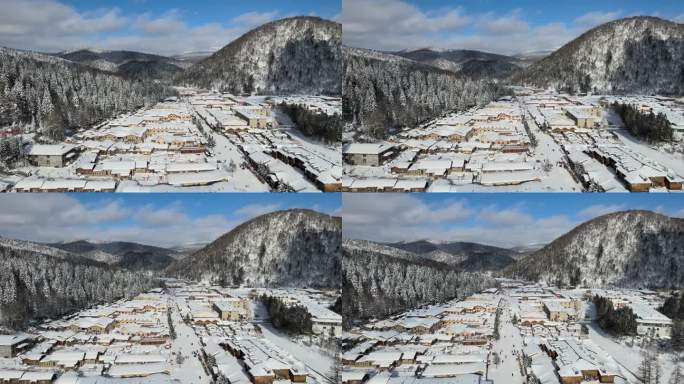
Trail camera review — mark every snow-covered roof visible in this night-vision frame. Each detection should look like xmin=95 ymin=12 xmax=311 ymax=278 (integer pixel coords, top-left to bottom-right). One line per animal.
xmin=29 ymin=144 xmax=77 ymax=156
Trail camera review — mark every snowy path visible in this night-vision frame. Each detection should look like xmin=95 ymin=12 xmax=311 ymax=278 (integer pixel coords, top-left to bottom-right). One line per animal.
xmin=252 ymin=301 xmax=334 ymax=383
xmin=613 ymin=128 xmax=684 ymax=176
xmin=587 ymin=322 xmax=678 ymax=383
xmin=488 ymin=296 xmax=526 ymax=384
xmin=169 ymin=300 xmax=211 ymax=384
xmin=208 ymin=129 xmax=270 ymax=192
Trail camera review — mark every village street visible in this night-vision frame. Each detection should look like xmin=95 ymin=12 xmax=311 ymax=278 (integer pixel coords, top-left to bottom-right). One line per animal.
xmin=488 ymin=295 xmax=526 ymax=384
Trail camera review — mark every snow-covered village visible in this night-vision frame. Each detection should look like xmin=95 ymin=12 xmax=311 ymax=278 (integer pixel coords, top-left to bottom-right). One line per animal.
xmin=340 ymin=282 xmax=682 ymax=384
xmin=0 ymin=282 xmax=340 ymax=384
xmin=342 ymin=89 xmax=684 ymax=193
xmin=0 ymin=89 xmax=341 ymax=192
xmin=0 ymin=194 xmax=344 ymax=384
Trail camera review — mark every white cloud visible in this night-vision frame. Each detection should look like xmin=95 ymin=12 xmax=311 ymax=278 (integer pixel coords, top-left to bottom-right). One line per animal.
xmin=0 ymin=0 xmax=285 ymax=55
xmin=574 ymin=11 xmax=623 ymax=28
xmin=478 ymin=10 xmax=529 ymax=35
xmin=231 ymin=11 xmax=280 ymax=29
xmin=675 ymin=14 xmax=684 ymax=23
xmin=477 ymin=207 xmax=534 ymax=227
xmin=342 ymin=195 xmax=582 ymax=248
xmin=234 ymin=203 xmax=282 ymax=219
xmin=576 ymin=204 xmax=627 ymax=219
xmin=0 ymin=195 xmax=236 ymax=247
xmin=342 ymin=1 xmax=637 ymax=55
xmin=342 ymin=0 xmax=470 ymax=51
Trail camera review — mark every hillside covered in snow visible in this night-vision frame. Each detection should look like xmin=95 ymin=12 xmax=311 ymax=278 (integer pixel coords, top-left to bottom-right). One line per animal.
xmin=176 ymin=17 xmax=341 ymax=95
xmin=511 ymin=17 xmax=684 ymax=95
xmin=166 ymin=209 xmax=341 ymax=288
xmin=394 ymin=48 xmax=523 ymax=79
xmin=342 ymin=239 xmax=495 ymax=327
xmin=0 ymin=241 xmax=156 ymax=329
xmin=0 ymin=47 xmax=170 ymax=139
xmin=50 ymin=240 xmax=180 ymax=271
xmin=504 ymin=210 xmax=684 ymax=288
xmin=386 ymin=240 xmax=518 ymax=271
xmin=56 ymin=49 xmax=189 ymax=81
xmin=343 ymin=46 xmax=507 ymax=139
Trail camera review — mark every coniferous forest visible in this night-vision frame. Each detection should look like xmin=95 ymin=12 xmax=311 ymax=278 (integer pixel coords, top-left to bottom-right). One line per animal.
xmin=612 ymin=102 xmax=674 ymax=143
xmin=0 ymin=244 xmax=156 ymax=329
xmin=0 ymin=48 xmax=171 ymax=141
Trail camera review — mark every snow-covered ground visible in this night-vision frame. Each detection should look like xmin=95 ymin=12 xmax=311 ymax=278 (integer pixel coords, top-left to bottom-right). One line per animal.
xmin=252 ymin=301 xmax=335 ymax=383
xmin=169 ymin=297 xmax=211 ymax=384
xmin=487 ymin=297 xmax=526 ymax=384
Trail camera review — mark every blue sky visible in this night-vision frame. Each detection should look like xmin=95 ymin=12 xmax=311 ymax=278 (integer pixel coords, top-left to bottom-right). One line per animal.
xmin=342 ymin=0 xmax=684 ymax=54
xmin=343 ymin=193 xmax=684 ymax=247
xmin=0 ymin=0 xmax=339 ymax=55
xmin=0 ymin=193 xmax=341 ymax=247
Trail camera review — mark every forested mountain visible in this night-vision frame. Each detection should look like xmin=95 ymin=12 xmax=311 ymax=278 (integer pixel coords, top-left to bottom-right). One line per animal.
xmin=458 ymin=59 xmax=521 ymax=80
xmin=394 ymin=48 xmax=522 ymax=79
xmin=343 ymin=47 xmax=508 ymax=139
xmin=166 ymin=209 xmax=341 ymax=288
xmin=57 ymin=49 xmax=188 ymax=81
xmin=0 ymin=47 xmax=170 ymax=140
xmin=342 ymin=241 xmax=495 ymax=327
xmin=0 ymin=242 xmax=156 ymax=329
xmin=50 ymin=240 xmax=179 ymax=271
xmin=511 ymin=17 xmax=684 ymax=95
xmin=387 ymin=240 xmax=517 ymax=271
xmin=503 ymin=211 xmax=684 ymax=288
xmin=176 ymin=17 xmax=341 ymax=95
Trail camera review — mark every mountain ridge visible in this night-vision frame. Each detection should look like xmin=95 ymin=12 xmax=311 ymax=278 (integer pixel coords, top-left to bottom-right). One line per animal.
xmin=511 ymin=16 xmax=684 ymax=95
xmin=176 ymin=16 xmax=341 ymax=95
xmin=503 ymin=210 xmax=684 ymax=288
xmin=166 ymin=209 xmax=341 ymax=288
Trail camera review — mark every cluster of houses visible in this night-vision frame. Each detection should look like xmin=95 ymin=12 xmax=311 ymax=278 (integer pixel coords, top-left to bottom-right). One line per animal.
xmin=10 ymin=99 xmax=238 ymax=191
xmin=166 ymin=282 xmax=337 ymax=384
xmin=341 ymin=293 xmax=501 ymax=384
xmin=342 ymin=101 xmax=551 ymax=191
xmin=0 ymin=289 xmax=174 ymax=382
xmin=501 ymin=282 xmax=675 ymax=384
xmin=269 ymin=95 xmax=342 ymax=117
xmin=341 ymin=88 xmax=684 ymax=193
xmin=188 ymin=90 xmax=342 ymax=192
xmin=259 ymin=289 xmax=342 ymax=337
xmin=520 ymin=90 xmax=684 ymax=193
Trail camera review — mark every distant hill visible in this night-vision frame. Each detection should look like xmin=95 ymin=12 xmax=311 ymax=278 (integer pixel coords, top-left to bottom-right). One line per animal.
xmin=395 ymin=48 xmax=522 ymax=79
xmin=56 ymin=49 xmax=188 ymax=81
xmin=386 ymin=240 xmax=517 ymax=271
xmin=166 ymin=209 xmax=341 ymax=288
xmin=50 ymin=240 xmax=179 ymax=271
xmin=511 ymin=16 xmax=684 ymax=95
xmin=503 ymin=210 xmax=684 ymax=288
xmin=176 ymin=17 xmax=341 ymax=95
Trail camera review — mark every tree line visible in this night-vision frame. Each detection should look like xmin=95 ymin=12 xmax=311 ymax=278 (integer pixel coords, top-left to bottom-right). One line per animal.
xmin=593 ymin=295 xmax=637 ymax=335
xmin=279 ymin=102 xmax=341 ymax=144
xmin=658 ymin=292 xmax=684 ymax=352
xmin=0 ymin=244 xmax=157 ymax=329
xmin=612 ymin=102 xmax=673 ymax=143
xmin=342 ymin=246 xmax=495 ymax=329
xmin=0 ymin=48 xmax=171 ymax=141
xmin=260 ymin=294 xmax=312 ymax=334
xmin=343 ymin=47 xmax=510 ymax=140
